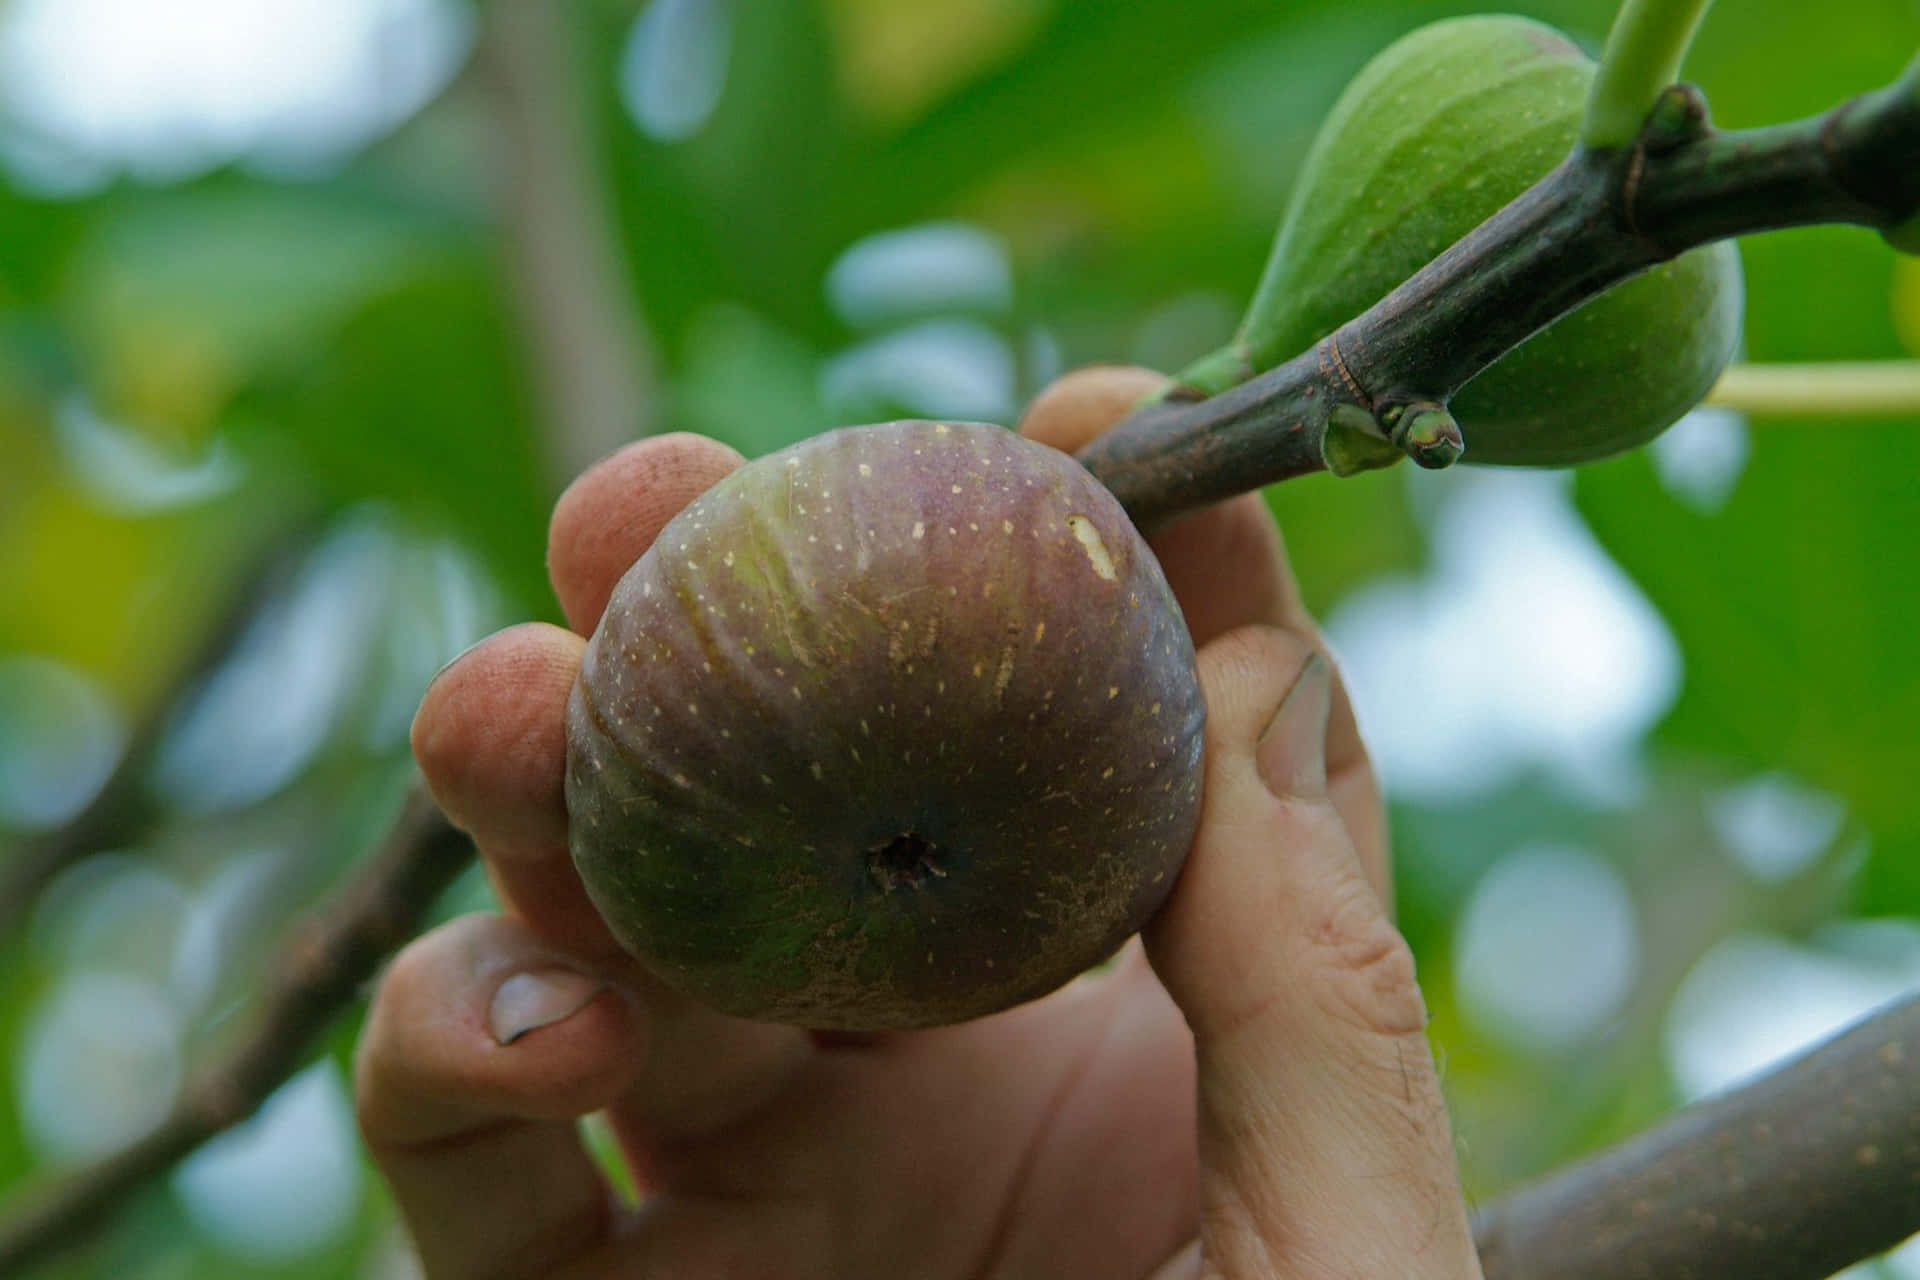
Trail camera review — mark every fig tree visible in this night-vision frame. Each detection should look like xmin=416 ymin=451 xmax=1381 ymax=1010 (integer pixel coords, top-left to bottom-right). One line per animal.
xmin=566 ymin=421 xmax=1205 ymax=1030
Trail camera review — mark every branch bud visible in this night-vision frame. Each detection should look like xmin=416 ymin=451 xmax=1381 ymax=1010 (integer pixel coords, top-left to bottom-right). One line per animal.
xmin=1383 ymin=401 xmax=1466 ymax=469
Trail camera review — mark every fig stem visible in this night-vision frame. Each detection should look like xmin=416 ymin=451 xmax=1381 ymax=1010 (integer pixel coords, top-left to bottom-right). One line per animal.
xmin=1708 ymin=361 xmax=1920 ymax=418
xmin=1582 ymin=0 xmax=1715 ymax=150
xmin=1079 ymin=53 xmax=1920 ymax=531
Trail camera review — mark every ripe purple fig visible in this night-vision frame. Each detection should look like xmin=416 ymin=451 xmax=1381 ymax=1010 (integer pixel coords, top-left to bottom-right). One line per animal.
xmin=565 ymin=420 xmax=1205 ymax=1030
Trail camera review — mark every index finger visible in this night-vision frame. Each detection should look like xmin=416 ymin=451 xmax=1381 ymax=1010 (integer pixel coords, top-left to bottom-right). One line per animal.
xmin=414 ymin=434 xmax=743 ymax=946
xmin=548 ymin=432 xmax=747 ymax=632
xmin=412 ymin=434 xmax=813 ymax=1150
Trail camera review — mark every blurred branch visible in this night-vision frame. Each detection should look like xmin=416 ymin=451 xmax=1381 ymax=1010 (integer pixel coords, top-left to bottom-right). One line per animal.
xmin=0 ymin=518 xmax=322 ymax=941
xmin=478 ymin=0 xmax=658 ymax=488
xmin=0 ymin=785 xmax=471 ymax=1276
xmin=1709 ymin=360 xmax=1920 ymax=417
xmin=1083 ymin=53 xmax=1920 ymax=528
xmin=1474 ymin=991 xmax=1920 ymax=1279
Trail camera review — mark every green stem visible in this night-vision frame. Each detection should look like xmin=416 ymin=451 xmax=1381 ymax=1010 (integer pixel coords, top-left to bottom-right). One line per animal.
xmin=1707 ymin=361 xmax=1920 ymax=417
xmin=1172 ymin=343 xmax=1254 ymax=400
xmin=1583 ymin=0 xmax=1715 ymax=148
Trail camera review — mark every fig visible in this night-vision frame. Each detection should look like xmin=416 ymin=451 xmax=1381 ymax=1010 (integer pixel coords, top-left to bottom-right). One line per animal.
xmin=565 ymin=421 xmax=1205 ymax=1030
xmin=1189 ymin=14 xmax=1744 ymax=466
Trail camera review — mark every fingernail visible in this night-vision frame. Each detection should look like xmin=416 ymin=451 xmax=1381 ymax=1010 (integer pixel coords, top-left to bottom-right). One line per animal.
xmin=1256 ymin=653 xmax=1330 ymax=798
xmin=424 ymin=636 xmax=489 ymax=698
xmin=489 ymin=968 xmax=604 ymax=1045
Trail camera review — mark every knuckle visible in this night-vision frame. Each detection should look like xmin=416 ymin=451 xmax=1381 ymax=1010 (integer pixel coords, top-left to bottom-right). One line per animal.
xmin=351 ymin=926 xmax=459 ymax=1132
xmin=1296 ymin=875 xmax=1428 ymax=1040
xmin=1202 ymin=623 xmax=1291 ymax=681
xmin=351 ymin=945 xmax=415 ymax=1083
xmin=1198 ymin=626 xmax=1316 ymax=734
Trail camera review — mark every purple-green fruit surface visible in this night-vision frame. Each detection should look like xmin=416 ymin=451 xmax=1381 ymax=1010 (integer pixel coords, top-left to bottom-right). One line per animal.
xmin=565 ymin=421 xmax=1206 ymax=1030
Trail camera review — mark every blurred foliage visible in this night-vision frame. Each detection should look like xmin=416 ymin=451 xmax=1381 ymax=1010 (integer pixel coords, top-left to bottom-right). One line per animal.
xmin=0 ymin=0 xmax=1917 ymax=1275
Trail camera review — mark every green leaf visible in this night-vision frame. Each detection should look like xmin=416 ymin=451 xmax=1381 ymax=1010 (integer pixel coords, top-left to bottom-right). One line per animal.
xmin=1267 ymin=464 xmax=1426 ymax=614
xmin=0 ymin=181 xmax=94 ymax=307
xmin=601 ymin=0 xmax=856 ymax=350
xmin=672 ymin=302 xmax=830 ymax=457
xmin=246 ymin=264 xmax=553 ymax=616
xmin=60 ymin=179 xmax=472 ymax=439
xmin=1578 ymin=428 xmax=1920 ymax=912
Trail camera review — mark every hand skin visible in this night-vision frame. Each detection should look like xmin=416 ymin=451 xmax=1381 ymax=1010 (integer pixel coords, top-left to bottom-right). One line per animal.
xmin=356 ymin=367 xmax=1485 ymax=1280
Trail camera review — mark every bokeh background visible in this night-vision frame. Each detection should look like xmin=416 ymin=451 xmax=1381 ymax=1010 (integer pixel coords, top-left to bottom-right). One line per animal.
xmin=2 ymin=0 xmax=1918 ymax=1275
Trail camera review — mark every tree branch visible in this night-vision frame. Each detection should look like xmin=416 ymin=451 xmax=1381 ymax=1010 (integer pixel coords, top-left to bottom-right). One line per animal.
xmin=1473 ymin=992 xmax=1920 ymax=1279
xmin=0 ymin=785 xmax=472 ymax=1276
xmin=478 ymin=0 xmax=659 ymax=489
xmin=0 ymin=518 xmax=322 ymax=941
xmin=1079 ymin=54 xmax=1920 ymax=529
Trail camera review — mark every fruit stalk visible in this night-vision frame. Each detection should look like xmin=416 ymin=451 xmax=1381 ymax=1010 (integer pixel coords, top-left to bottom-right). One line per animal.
xmin=1583 ymin=0 xmax=1716 ymax=148
xmin=1081 ymin=52 xmax=1920 ymax=531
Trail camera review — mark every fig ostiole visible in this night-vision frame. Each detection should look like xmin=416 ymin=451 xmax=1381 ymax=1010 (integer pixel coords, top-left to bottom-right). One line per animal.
xmin=1181 ymin=14 xmax=1744 ymax=467
xmin=566 ymin=421 xmax=1205 ymax=1030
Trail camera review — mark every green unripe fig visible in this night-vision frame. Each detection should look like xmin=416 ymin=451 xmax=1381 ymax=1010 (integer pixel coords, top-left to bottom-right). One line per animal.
xmin=566 ymin=421 xmax=1205 ymax=1030
xmin=1197 ymin=15 xmax=1744 ymax=466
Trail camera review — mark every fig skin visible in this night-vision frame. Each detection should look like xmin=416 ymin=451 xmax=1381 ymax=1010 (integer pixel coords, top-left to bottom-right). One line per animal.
xmin=565 ymin=420 xmax=1206 ymax=1030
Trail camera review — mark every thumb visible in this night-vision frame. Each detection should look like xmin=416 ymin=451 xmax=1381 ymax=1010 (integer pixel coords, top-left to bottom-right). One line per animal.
xmin=1145 ymin=626 xmax=1481 ymax=1279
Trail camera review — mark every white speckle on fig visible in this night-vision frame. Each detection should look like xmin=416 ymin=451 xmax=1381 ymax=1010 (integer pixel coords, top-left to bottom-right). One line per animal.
xmin=1066 ymin=514 xmax=1118 ymax=581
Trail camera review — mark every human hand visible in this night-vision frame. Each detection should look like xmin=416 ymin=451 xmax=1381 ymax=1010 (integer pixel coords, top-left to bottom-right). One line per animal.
xmin=355 ymin=366 xmax=1483 ymax=1278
